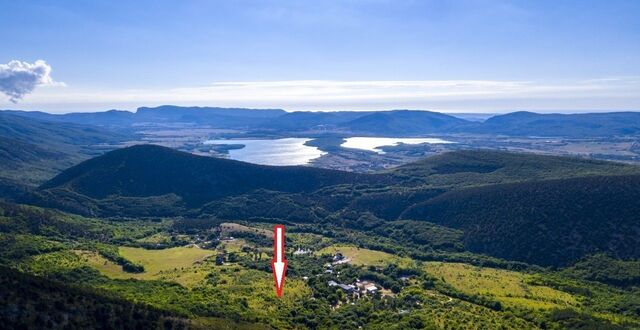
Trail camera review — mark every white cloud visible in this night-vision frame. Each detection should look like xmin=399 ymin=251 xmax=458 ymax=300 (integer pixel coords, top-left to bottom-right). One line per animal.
xmin=0 ymin=60 xmax=62 ymax=103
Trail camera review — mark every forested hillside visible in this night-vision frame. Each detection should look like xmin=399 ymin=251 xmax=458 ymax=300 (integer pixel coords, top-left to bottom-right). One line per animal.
xmin=467 ymin=111 xmax=640 ymax=137
xmin=35 ymin=145 xmax=390 ymax=209
xmin=392 ymin=149 xmax=640 ymax=186
xmin=401 ymin=175 xmax=640 ymax=266
xmin=0 ymin=266 xmax=194 ymax=329
xmin=22 ymin=146 xmax=640 ymax=269
xmin=0 ymin=112 xmax=129 ymax=185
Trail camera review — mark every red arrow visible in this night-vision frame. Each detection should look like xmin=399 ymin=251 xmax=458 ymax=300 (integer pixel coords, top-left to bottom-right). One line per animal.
xmin=271 ymin=225 xmax=287 ymax=297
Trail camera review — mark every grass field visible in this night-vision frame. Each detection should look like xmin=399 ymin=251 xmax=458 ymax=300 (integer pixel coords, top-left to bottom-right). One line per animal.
xmin=135 ymin=232 xmax=190 ymax=245
xmin=77 ymin=245 xmax=216 ymax=287
xmin=220 ymin=222 xmax=270 ymax=236
xmin=213 ymin=266 xmax=312 ymax=314
xmin=421 ymin=298 xmax=538 ymax=329
xmin=218 ymin=238 xmax=249 ymax=253
xmin=317 ymin=244 xmax=415 ymax=267
xmin=289 ymin=232 xmax=333 ymax=249
xmin=120 ymin=245 xmax=214 ymax=276
xmin=424 ymin=262 xmax=578 ymax=310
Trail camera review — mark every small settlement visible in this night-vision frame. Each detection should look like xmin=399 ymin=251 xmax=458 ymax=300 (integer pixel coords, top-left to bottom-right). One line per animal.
xmin=323 ymin=251 xmax=384 ymax=299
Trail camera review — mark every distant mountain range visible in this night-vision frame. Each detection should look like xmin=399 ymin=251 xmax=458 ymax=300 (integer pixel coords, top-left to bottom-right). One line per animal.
xmin=3 ymin=106 xmax=640 ymax=137
xmin=467 ymin=111 xmax=640 ymax=136
xmin=1 ymin=106 xmax=286 ymax=128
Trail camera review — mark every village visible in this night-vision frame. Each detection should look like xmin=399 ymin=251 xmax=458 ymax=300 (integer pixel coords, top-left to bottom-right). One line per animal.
xmin=168 ymin=221 xmax=413 ymax=306
xmin=162 ymin=222 xmax=420 ymax=308
xmin=325 ymin=252 xmax=381 ymax=298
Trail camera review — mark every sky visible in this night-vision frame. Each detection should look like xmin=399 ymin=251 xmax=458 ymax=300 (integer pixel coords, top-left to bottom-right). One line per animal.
xmin=0 ymin=0 xmax=639 ymax=113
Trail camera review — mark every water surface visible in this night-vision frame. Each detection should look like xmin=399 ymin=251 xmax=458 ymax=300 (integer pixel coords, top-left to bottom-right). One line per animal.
xmin=203 ymin=138 xmax=325 ymax=166
xmin=341 ymin=137 xmax=454 ymax=154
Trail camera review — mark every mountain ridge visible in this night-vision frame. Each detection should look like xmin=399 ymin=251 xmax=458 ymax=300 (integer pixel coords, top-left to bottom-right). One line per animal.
xmin=38 ymin=144 xmax=390 ymax=207
xmin=4 ymin=107 xmax=640 ymax=137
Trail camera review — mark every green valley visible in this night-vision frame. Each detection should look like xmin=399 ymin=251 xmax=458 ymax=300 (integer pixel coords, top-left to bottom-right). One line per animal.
xmin=1 ymin=145 xmax=639 ymax=328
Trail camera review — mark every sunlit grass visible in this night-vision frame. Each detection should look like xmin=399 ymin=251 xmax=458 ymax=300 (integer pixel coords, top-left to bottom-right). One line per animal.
xmin=120 ymin=245 xmax=214 ymax=277
xmin=76 ymin=246 xmax=215 ymax=287
xmin=317 ymin=244 xmax=415 ymax=267
xmin=425 ymin=262 xmax=577 ymax=310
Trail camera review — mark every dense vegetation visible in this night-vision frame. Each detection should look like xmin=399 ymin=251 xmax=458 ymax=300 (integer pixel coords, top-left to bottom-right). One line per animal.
xmin=563 ymin=254 xmax=640 ymax=287
xmin=37 ymin=145 xmax=388 ymax=208
xmin=0 ymin=112 xmax=128 ymax=185
xmin=0 ymin=266 xmax=192 ymax=329
xmin=1 ymin=142 xmax=640 ymax=329
xmin=27 ymin=146 xmax=640 ymax=268
xmin=401 ymin=175 xmax=640 ymax=266
xmin=1 ymin=201 xmax=637 ymax=329
xmin=465 ymin=111 xmax=640 ymax=137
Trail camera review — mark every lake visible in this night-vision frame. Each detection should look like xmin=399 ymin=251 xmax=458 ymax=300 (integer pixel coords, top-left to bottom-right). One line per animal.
xmin=203 ymin=136 xmax=454 ymax=165
xmin=203 ymin=138 xmax=326 ymax=166
xmin=341 ymin=137 xmax=454 ymax=154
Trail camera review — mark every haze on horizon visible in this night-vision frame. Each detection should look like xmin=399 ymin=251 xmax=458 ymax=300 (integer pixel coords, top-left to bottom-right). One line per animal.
xmin=1 ymin=0 xmax=639 ymax=114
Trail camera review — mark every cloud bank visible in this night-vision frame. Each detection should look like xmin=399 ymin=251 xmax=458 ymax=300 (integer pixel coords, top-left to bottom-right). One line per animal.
xmin=0 ymin=60 xmax=59 ymax=103
xmin=3 ymin=78 xmax=639 ymax=113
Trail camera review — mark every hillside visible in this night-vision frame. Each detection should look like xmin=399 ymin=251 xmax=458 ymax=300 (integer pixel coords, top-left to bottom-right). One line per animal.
xmin=37 ymin=144 xmax=388 ymax=209
xmin=471 ymin=111 xmax=640 ymax=137
xmin=30 ymin=147 xmax=640 ymax=219
xmin=0 ymin=112 xmax=128 ymax=150
xmin=2 ymin=109 xmax=135 ymax=127
xmin=26 ymin=147 xmax=640 ymax=267
xmin=0 ymin=113 xmax=129 ymax=185
xmin=2 ymin=106 xmax=286 ymax=128
xmin=255 ymin=110 xmax=470 ymax=134
xmin=0 ymin=266 xmax=194 ymax=329
xmin=401 ymin=175 xmax=640 ymax=266
xmin=135 ymin=105 xmax=286 ymax=127
xmin=257 ymin=111 xmax=369 ymax=130
xmin=392 ymin=149 xmax=640 ymax=187
xmin=340 ymin=110 xmax=469 ymax=135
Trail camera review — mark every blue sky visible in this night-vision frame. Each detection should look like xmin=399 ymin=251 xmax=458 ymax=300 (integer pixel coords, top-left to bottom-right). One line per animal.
xmin=1 ymin=0 xmax=639 ymax=113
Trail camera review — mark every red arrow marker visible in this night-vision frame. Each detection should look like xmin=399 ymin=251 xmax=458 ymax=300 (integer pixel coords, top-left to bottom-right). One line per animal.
xmin=271 ymin=225 xmax=287 ymax=298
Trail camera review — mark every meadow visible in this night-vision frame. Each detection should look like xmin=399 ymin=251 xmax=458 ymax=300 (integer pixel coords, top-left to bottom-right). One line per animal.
xmin=317 ymin=244 xmax=415 ymax=268
xmin=424 ymin=262 xmax=577 ymax=310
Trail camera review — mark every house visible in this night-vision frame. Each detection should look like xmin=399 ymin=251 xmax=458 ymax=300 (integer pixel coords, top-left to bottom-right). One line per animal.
xmin=338 ymin=284 xmax=356 ymax=292
xmin=356 ymin=280 xmax=379 ymax=294
xmin=364 ymin=284 xmax=378 ymax=294
xmin=293 ymin=248 xmax=311 ymax=255
xmin=328 ymin=280 xmax=355 ymax=292
xmin=333 ymin=252 xmax=344 ymax=261
xmin=331 ymin=252 xmax=351 ymax=265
